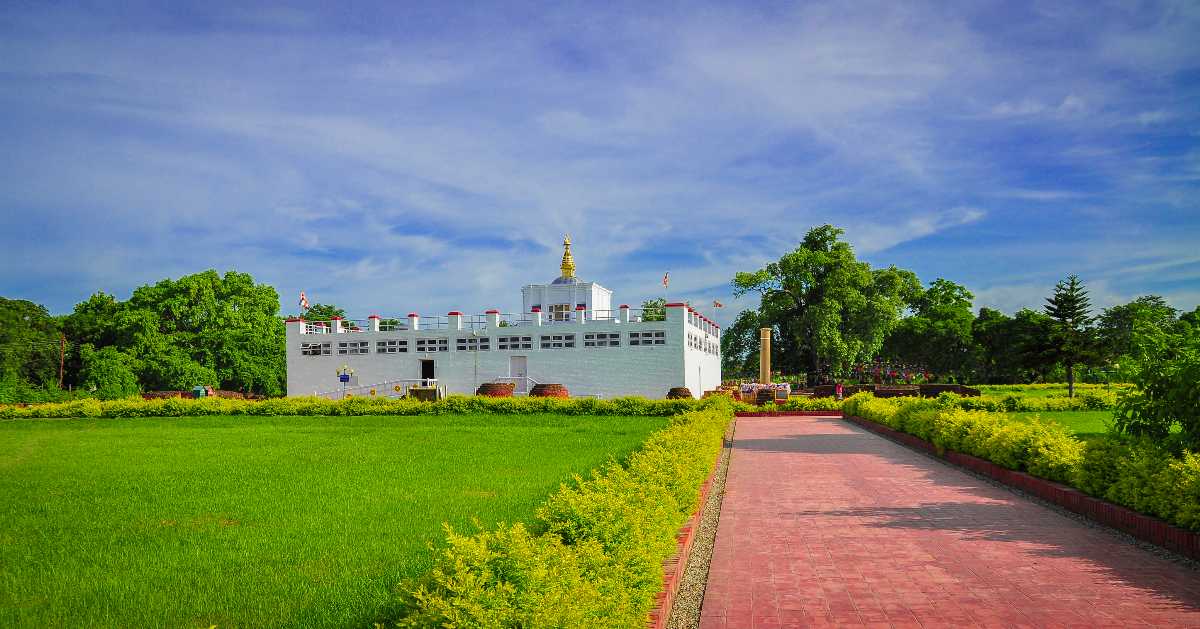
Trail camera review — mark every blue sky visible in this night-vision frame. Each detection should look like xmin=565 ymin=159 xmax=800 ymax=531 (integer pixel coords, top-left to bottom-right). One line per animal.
xmin=1 ymin=1 xmax=1198 ymax=325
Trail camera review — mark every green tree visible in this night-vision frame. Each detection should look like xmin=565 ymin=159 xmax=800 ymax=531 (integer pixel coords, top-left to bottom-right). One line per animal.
xmin=61 ymin=292 xmax=122 ymax=388
xmin=720 ymin=309 xmax=763 ymax=378
xmin=640 ymin=298 xmax=665 ymax=322
xmin=1096 ymin=295 xmax=1177 ymax=364
xmin=732 ymin=225 xmax=921 ymax=382
xmin=1114 ymin=320 xmax=1200 ymax=451
xmin=1044 ymin=275 xmax=1096 ymax=397
xmin=883 ymin=279 xmax=977 ymax=381
xmin=0 ymin=297 xmax=62 ymax=391
xmin=297 ymin=303 xmax=346 ymax=321
xmin=63 ymin=270 xmax=287 ymax=396
xmin=79 ymin=345 xmax=140 ymax=400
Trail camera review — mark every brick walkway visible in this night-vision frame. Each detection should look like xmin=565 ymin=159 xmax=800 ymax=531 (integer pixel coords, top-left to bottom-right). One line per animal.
xmin=700 ymin=416 xmax=1200 ymax=628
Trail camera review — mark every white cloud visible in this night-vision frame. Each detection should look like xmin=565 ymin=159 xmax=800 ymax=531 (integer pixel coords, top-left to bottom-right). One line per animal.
xmin=0 ymin=1 xmax=1196 ymax=320
xmin=850 ymin=207 xmax=987 ymax=254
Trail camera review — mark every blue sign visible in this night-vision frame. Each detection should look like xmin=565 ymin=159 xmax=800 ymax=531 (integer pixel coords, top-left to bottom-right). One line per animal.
xmin=339 ymin=374 xmax=350 ymax=383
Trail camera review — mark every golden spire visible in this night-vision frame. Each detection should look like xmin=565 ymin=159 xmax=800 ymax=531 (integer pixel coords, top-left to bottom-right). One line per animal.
xmin=560 ymin=234 xmax=576 ymax=279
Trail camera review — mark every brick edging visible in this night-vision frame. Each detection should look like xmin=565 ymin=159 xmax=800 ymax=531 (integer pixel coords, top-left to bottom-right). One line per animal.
xmin=734 ymin=410 xmax=839 ymax=417
xmin=843 ymin=414 xmax=1200 ymax=561
xmin=646 ymin=426 xmax=729 ymax=628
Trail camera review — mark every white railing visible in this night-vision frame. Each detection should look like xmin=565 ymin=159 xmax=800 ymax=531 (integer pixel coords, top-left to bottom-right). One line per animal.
xmin=313 ymin=378 xmax=440 ymax=399
xmin=298 ymin=308 xmax=661 ymax=333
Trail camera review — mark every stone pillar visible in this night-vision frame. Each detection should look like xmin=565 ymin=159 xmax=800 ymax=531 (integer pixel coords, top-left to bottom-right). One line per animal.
xmin=531 ymin=307 xmax=543 ymax=326
xmin=759 ymin=327 xmax=771 ymax=384
xmin=331 ymin=316 xmax=344 ymax=334
xmin=448 ymin=311 xmax=464 ymax=330
xmin=576 ymin=304 xmax=587 ymax=324
xmin=485 ymin=309 xmax=501 ymax=328
xmin=368 ymin=315 xmax=381 ymax=332
xmin=618 ymin=304 xmax=631 ymax=323
xmin=407 ymin=312 xmax=420 ymax=331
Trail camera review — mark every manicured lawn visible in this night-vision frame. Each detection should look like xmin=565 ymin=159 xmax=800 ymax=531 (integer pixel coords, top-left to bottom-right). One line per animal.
xmin=0 ymin=413 xmax=667 ymax=628
xmin=1006 ymin=410 xmax=1113 ymax=441
xmin=978 ymin=384 xmax=1126 ymax=398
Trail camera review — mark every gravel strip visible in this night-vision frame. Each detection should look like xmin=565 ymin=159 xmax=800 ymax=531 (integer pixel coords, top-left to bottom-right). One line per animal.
xmin=849 ymin=418 xmax=1200 ymax=572
xmin=666 ymin=420 xmax=736 ymax=629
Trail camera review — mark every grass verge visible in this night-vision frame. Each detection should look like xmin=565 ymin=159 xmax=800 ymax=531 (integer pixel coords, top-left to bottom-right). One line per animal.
xmin=1006 ymin=410 xmax=1113 ymax=441
xmin=0 ymin=413 xmax=666 ymax=628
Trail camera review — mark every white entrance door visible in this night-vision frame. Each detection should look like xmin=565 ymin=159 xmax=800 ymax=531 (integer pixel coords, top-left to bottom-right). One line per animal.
xmin=509 ymin=356 xmax=528 ymax=393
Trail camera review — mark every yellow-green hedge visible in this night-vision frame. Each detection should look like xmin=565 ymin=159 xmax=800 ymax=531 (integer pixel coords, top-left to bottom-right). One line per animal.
xmin=391 ymin=403 xmax=732 ymax=627
xmin=843 ymin=392 xmax=1200 ymax=531
xmin=0 ymin=395 xmax=720 ymax=419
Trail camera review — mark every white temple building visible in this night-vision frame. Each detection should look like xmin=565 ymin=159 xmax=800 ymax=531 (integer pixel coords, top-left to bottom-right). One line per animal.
xmin=285 ymin=237 xmax=722 ymax=399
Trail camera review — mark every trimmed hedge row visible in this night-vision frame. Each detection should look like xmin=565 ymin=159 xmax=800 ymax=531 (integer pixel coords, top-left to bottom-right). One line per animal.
xmin=950 ymin=390 xmax=1118 ymax=412
xmin=0 ymin=393 xmax=842 ymax=420
xmin=390 ymin=403 xmax=732 ymax=627
xmin=977 ymin=383 xmax=1131 ymax=392
xmin=773 ymin=396 xmax=842 ymax=412
xmin=0 ymin=395 xmax=720 ymax=419
xmin=844 ymin=393 xmax=1083 ymax=483
xmin=843 ymin=393 xmax=1200 ymax=531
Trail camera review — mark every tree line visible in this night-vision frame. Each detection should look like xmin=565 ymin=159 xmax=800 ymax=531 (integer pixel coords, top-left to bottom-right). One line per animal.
xmin=720 ymin=225 xmax=1200 ymax=395
xmin=0 ymin=270 xmax=287 ymax=401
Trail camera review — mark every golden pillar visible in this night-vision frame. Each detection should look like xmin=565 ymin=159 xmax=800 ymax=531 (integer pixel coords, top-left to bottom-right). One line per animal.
xmin=759 ymin=327 xmax=771 ymax=384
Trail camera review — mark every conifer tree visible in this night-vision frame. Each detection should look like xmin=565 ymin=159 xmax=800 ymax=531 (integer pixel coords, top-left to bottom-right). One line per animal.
xmin=1044 ymin=274 xmax=1094 ymax=397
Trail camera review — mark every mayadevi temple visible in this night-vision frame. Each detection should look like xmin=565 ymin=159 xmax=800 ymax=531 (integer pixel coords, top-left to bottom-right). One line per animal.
xmin=285 ymin=237 xmax=722 ymax=399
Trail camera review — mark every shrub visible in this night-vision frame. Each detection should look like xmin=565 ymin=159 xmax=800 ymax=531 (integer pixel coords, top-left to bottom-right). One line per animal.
xmin=773 ymin=396 xmax=842 ymax=412
xmin=0 ymin=394 xmax=723 ymax=420
xmin=391 ymin=404 xmax=731 ymax=626
xmin=845 ymin=394 xmax=1196 ymax=531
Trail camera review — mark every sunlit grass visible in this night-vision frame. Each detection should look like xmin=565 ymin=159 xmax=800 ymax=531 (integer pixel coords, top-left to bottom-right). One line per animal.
xmin=1005 ymin=410 xmax=1113 ymax=441
xmin=0 ymin=413 xmax=666 ymax=628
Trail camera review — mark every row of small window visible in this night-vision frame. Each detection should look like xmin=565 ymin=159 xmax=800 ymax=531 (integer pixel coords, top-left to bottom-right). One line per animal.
xmin=301 ymin=331 xmax=667 ymax=356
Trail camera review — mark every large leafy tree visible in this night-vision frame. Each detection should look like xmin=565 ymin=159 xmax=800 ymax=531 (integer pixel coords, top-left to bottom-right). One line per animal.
xmin=1115 ymin=318 xmax=1200 ymax=451
xmin=731 ymin=225 xmax=920 ymax=382
xmin=292 ymin=303 xmax=345 ymax=321
xmin=883 ymin=279 xmax=977 ymax=381
xmin=1044 ymin=275 xmax=1096 ymax=397
xmin=1096 ymin=295 xmax=1177 ymax=367
xmin=720 ymin=309 xmax=763 ymax=378
xmin=0 ymin=297 xmax=63 ymax=393
xmin=979 ymin=308 xmax=1059 ymax=383
xmin=639 ymin=298 xmax=666 ymax=322
xmin=61 ymin=270 xmax=287 ymax=395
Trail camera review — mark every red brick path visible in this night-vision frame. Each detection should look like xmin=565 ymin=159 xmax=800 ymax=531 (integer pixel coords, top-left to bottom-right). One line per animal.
xmin=700 ymin=416 xmax=1200 ymax=628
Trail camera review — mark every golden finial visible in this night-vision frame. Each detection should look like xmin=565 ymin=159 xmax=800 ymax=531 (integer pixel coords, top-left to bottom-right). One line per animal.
xmin=560 ymin=234 xmax=576 ymax=279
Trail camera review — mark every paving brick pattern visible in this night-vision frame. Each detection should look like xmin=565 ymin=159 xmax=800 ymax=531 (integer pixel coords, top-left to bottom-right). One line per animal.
xmin=700 ymin=416 xmax=1200 ymax=628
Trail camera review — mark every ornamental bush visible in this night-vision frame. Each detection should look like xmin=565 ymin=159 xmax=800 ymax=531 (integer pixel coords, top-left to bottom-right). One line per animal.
xmin=844 ymin=392 xmax=1199 ymax=531
xmin=390 ymin=403 xmax=731 ymax=627
xmin=0 ymin=394 xmax=721 ymax=420
xmin=948 ymin=391 xmax=1117 ymax=412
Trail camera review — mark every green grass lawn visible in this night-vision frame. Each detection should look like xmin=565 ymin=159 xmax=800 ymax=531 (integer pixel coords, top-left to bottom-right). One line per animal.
xmin=1005 ymin=410 xmax=1113 ymax=441
xmin=0 ymin=413 xmax=667 ymax=628
xmin=977 ymin=384 xmax=1126 ymax=398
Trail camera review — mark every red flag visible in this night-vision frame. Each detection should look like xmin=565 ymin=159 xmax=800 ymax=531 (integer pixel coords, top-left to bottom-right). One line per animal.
xmin=299 ymin=291 xmax=310 ymax=310
xmin=713 ymin=299 xmax=724 ymax=308
xmin=662 ymin=272 xmax=670 ymax=288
